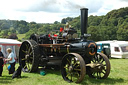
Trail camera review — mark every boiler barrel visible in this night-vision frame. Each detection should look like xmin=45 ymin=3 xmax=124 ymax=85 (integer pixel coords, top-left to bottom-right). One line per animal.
xmin=60 ymin=42 xmax=88 ymax=54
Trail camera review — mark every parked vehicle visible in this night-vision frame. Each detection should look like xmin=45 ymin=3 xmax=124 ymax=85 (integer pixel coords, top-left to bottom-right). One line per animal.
xmin=96 ymin=43 xmax=111 ymax=58
xmin=19 ymin=8 xmax=111 ymax=83
xmin=96 ymin=40 xmax=128 ymax=58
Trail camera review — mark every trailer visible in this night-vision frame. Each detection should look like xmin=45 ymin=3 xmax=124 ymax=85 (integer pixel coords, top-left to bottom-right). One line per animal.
xmin=96 ymin=40 xmax=128 ymax=58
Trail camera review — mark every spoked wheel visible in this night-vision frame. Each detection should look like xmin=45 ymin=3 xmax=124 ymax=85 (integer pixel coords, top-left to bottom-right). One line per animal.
xmin=19 ymin=40 xmax=40 ymax=72
xmin=88 ymin=52 xmax=111 ymax=79
xmin=61 ymin=53 xmax=86 ymax=83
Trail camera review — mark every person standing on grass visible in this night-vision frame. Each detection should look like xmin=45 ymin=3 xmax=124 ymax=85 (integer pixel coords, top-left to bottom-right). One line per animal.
xmin=5 ymin=48 xmax=16 ymax=74
xmin=0 ymin=47 xmax=4 ymax=76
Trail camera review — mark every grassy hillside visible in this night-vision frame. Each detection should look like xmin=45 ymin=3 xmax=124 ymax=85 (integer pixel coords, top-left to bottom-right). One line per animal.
xmin=17 ymin=34 xmax=26 ymax=41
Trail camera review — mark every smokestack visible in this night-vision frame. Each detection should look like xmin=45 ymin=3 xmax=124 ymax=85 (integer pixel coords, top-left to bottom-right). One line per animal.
xmin=80 ymin=8 xmax=88 ymax=38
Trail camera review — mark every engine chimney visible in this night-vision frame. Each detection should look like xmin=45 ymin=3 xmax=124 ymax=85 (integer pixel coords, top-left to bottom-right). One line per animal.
xmin=80 ymin=8 xmax=88 ymax=38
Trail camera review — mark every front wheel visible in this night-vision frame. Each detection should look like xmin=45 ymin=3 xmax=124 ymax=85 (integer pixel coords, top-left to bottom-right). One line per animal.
xmin=61 ymin=53 xmax=86 ymax=83
xmin=88 ymin=52 xmax=111 ymax=79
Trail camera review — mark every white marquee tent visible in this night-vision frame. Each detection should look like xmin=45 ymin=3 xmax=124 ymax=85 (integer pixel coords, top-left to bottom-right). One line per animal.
xmin=0 ymin=38 xmax=21 ymax=58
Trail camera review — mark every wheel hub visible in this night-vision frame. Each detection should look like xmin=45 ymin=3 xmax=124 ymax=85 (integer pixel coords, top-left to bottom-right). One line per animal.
xmin=69 ymin=66 xmax=73 ymax=72
xmin=88 ymin=63 xmax=104 ymax=72
xmin=96 ymin=64 xmax=105 ymax=72
xmin=25 ymin=54 xmax=30 ymax=61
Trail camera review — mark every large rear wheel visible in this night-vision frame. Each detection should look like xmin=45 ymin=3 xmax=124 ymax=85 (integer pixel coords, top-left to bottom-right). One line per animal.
xmin=19 ymin=40 xmax=40 ymax=72
xmin=61 ymin=53 xmax=86 ymax=83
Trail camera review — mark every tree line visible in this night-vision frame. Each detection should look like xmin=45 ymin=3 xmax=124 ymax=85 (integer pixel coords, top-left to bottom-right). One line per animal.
xmin=0 ymin=7 xmax=128 ymax=41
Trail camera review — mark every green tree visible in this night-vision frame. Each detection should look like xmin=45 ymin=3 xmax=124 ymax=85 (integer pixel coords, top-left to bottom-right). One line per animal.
xmin=87 ymin=26 xmax=102 ymax=41
xmin=117 ymin=22 xmax=128 ymax=40
xmin=54 ymin=21 xmax=60 ymax=24
xmin=61 ymin=18 xmax=66 ymax=24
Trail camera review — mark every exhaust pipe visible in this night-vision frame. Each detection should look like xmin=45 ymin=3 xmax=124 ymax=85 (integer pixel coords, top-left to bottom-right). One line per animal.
xmin=80 ymin=8 xmax=89 ymax=39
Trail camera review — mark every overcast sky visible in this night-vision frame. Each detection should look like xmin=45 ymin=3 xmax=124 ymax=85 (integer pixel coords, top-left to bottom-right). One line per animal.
xmin=0 ymin=0 xmax=128 ymax=23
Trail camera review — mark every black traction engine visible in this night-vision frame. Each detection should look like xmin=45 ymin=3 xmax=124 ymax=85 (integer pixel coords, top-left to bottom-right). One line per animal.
xmin=19 ymin=8 xmax=111 ymax=83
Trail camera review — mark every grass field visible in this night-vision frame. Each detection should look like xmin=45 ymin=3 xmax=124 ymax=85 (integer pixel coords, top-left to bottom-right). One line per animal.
xmin=0 ymin=59 xmax=128 ymax=85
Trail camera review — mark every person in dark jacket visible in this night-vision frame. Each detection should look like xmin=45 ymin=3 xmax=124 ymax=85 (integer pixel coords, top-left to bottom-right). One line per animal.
xmin=0 ymin=47 xmax=4 ymax=76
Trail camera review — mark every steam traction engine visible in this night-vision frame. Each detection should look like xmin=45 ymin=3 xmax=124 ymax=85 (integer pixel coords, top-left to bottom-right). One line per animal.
xmin=19 ymin=8 xmax=111 ymax=83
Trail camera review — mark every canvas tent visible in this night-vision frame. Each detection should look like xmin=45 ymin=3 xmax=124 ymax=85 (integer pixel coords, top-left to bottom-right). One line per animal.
xmin=0 ymin=38 xmax=21 ymax=58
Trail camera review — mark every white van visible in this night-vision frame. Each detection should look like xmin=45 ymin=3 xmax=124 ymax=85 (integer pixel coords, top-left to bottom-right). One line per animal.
xmin=96 ymin=40 xmax=128 ymax=58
